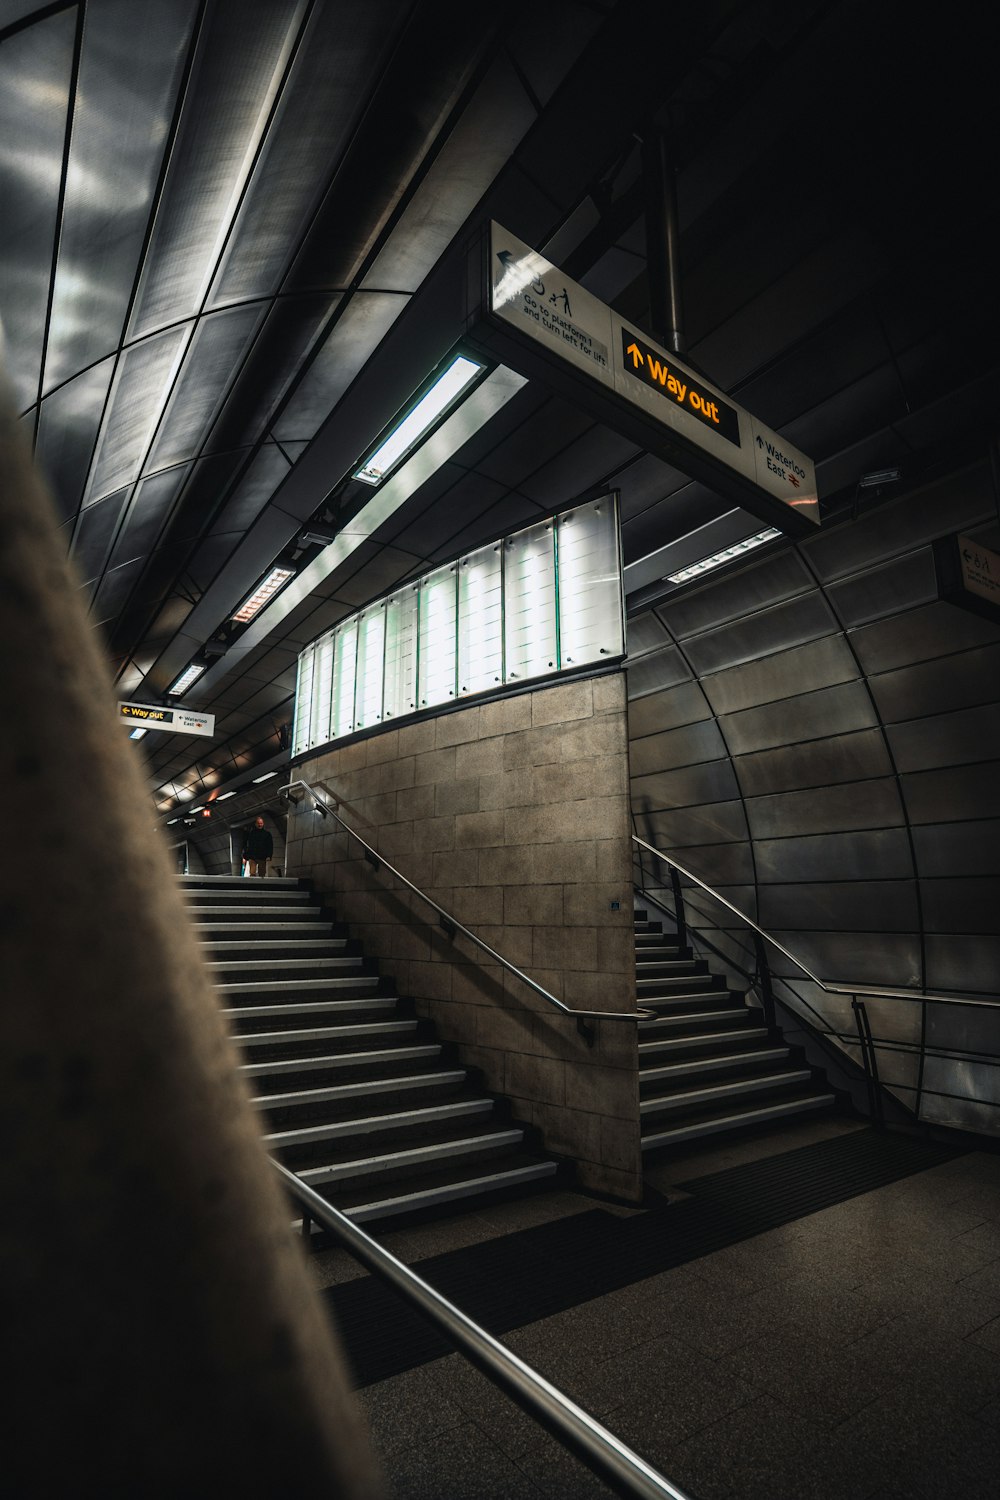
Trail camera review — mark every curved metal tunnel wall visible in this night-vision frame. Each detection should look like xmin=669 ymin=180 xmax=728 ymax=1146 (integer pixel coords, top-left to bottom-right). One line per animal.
xmin=626 ymin=458 xmax=1000 ymax=1134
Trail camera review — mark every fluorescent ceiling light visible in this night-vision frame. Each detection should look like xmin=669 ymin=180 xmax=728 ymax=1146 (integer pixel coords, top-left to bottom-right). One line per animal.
xmin=252 ymin=771 xmax=278 ymax=783
xmin=232 ymin=566 xmax=295 ymax=624
xmin=215 ymin=790 xmax=237 ymax=801
xmin=353 ymin=355 xmax=484 ymax=486
xmin=168 ymin=662 xmax=206 ymax=696
xmin=666 ymin=527 xmax=781 ymax=584
xmin=129 ymin=727 xmax=148 ymax=741
xmin=166 ymin=817 xmax=180 ymax=824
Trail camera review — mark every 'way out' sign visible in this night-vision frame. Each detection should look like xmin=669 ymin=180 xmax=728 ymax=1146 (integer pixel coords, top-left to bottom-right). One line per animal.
xmin=118 ymin=701 xmax=216 ymax=737
xmin=487 ymin=222 xmax=819 ymax=526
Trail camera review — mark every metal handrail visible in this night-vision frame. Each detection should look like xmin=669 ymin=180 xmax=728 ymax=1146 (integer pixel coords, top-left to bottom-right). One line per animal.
xmin=633 ymin=836 xmax=1000 ymax=1011
xmin=274 ymin=1160 xmax=693 ymax=1500
xmin=282 ymin=778 xmax=653 ymax=1033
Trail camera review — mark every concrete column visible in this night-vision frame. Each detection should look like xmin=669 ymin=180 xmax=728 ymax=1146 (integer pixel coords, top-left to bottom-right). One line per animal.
xmin=0 ymin=384 xmax=381 ymax=1495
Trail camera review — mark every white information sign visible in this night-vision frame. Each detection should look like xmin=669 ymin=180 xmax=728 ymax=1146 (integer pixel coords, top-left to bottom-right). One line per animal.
xmin=957 ymin=535 xmax=1000 ymax=607
xmin=118 ymin=701 xmax=215 ymax=737
xmin=490 ymin=224 xmax=613 ymax=388
xmin=489 ymin=221 xmax=819 ymax=525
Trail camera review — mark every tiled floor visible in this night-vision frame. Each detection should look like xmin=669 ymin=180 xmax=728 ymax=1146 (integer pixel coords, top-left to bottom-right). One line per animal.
xmin=308 ymin=1119 xmax=1000 ymax=1499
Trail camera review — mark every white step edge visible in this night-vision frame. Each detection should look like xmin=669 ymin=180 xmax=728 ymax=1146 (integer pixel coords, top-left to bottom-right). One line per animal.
xmin=641 ymin=1093 xmax=837 ymax=1150
xmin=178 ymin=874 xmax=302 ymax=885
xmin=241 ymin=1044 xmax=441 ymax=1078
xmin=216 ymin=976 xmax=380 ymax=993
xmin=205 ymin=940 xmax=348 ymax=952
xmin=291 ymin=1161 xmax=558 ymax=1229
xmin=239 ymin=1020 xmax=417 ymax=1046
xmin=638 ymin=1027 xmax=770 ymax=1054
xmin=640 ymin=1047 xmax=790 ymax=1083
xmin=223 ymin=998 xmax=397 ymax=1020
xmin=196 ymin=923 xmax=331 ymax=934
xmin=190 ymin=906 xmax=323 ymax=918
xmin=253 ymin=1069 xmax=466 ymax=1110
xmin=640 ymin=1070 xmax=813 ymax=1114
xmin=266 ymin=1098 xmax=494 ymax=1149
xmin=638 ymin=1008 xmax=748 ymax=1029
xmin=209 ymin=957 xmax=364 ymax=971
xmin=299 ymin=1129 xmax=524 ymax=1186
xmin=636 ymin=975 xmax=716 ymax=989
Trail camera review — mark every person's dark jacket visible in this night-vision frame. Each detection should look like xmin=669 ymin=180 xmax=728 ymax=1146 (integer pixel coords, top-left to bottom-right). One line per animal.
xmin=243 ymin=825 xmax=273 ymax=861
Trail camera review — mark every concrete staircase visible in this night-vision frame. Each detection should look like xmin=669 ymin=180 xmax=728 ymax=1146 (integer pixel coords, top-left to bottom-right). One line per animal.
xmin=634 ymin=903 xmax=837 ymax=1152
xmin=180 ymin=874 xmax=558 ymax=1224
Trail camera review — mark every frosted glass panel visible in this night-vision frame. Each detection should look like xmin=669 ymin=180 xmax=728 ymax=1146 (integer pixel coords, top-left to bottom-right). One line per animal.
xmin=557 ymin=499 xmax=623 ymax=667
xmin=332 ymin=622 xmax=357 ymax=738
xmin=383 ymin=585 xmax=418 ymax=720
xmin=418 ymin=565 xmax=457 ymax=708
xmin=293 ymin=645 xmax=315 ymax=756
xmin=458 ymin=543 xmax=503 ymax=696
xmin=354 ymin=606 xmax=386 ymax=730
xmin=504 ymin=521 xmax=556 ymax=681
xmin=308 ymin=632 xmax=334 ymax=748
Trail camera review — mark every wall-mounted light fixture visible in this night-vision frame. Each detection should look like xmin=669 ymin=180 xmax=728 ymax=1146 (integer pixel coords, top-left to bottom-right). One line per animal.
xmin=665 ymin=526 xmax=780 ymax=584
xmin=167 ymin=662 xmax=206 ymax=697
xmin=231 ymin=565 xmax=296 ymax=625
xmin=353 ymin=355 xmax=485 ymax=486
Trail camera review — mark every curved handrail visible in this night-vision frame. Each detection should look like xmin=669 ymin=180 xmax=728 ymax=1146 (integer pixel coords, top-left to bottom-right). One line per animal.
xmin=632 ymin=836 xmax=1000 ymax=1011
xmin=282 ymin=778 xmax=652 ymax=1026
xmin=274 ymin=1160 xmax=693 ymax=1500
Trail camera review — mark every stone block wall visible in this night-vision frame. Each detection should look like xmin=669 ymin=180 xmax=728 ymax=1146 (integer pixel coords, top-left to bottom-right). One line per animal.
xmin=285 ymin=673 xmax=641 ymax=1199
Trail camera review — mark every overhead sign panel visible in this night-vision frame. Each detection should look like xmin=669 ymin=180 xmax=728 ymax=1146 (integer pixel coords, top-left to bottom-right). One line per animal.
xmin=118 ymin=701 xmax=216 ymax=737
xmin=490 ymin=227 xmax=613 ymax=388
xmin=934 ymin=534 xmax=1000 ymax=625
xmin=487 ymin=221 xmax=819 ymax=527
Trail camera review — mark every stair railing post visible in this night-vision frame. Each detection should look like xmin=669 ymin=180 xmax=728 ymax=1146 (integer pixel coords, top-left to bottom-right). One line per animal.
xmin=852 ymin=997 xmax=885 ymax=1128
xmin=668 ymin=865 xmax=687 ymax=949
xmin=753 ymin=933 xmax=776 ymax=1032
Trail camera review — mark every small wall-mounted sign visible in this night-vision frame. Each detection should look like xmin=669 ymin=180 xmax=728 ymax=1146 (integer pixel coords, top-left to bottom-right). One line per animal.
xmin=933 ymin=534 xmax=1000 ymax=626
xmin=609 ymin=899 xmax=621 ymax=912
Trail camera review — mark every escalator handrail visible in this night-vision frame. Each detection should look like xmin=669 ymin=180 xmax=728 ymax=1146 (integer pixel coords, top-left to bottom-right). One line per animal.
xmin=632 ymin=836 xmax=1000 ymax=1010
xmin=274 ymin=1159 xmax=694 ymax=1500
xmin=282 ymin=777 xmax=653 ymax=1023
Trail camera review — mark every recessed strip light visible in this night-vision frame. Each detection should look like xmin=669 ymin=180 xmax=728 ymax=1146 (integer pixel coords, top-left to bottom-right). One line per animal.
xmin=215 ymin=790 xmax=237 ymax=802
xmin=168 ymin=662 xmax=206 ymax=697
xmin=252 ymin=771 xmax=278 ymax=783
xmin=353 ymin=355 xmax=485 ymax=486
xmin=129 ymin=727 xmax=148 ymax=741
xmin=665 ymin=527 xmax=781 ymax=584
xmin=231 ymin=566 xmax=296 ymax=624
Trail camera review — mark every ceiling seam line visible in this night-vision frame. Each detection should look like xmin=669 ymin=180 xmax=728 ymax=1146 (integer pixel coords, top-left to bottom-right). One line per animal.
xmin=31 ymin=0 xmax=86 ymax=454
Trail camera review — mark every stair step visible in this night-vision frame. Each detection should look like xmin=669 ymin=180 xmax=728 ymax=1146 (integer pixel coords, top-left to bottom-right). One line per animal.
xmin=640 ymin=1046 xmax=791 ymax=1084
xmin=210 ymin=957 xmax=364 ymax=972
xmin=253 ymin=1070 xmax=466 ymax=1111
xmin=639 ymin=1027 xmax=771 ymax=1056
xmin=223 ymin=999 xmax=398 ymax=1022
xmin=640 ymin=1070 xmax=813 ymax=1115
xmin=196 ymin=922 xmax=334 ymax=935
xmin=641 ymin=1093 xmax=837 ymax=1150
xmin=305 ymin=1160 xmax=559 ymax=1226
xmin=178 ymin=875 xmax=302 ymax=887
xmin=241 ymin=1044 xmax=442 ymax=1079
xmin=636 ymin=974 xmax=718 ymax=991
xmin=299 ymin=1128 xmax=524 ymax=1187
xmin=639 ymin=1008 xmax=750 ymax=1031
xmin=205 ymin=940 xmax=349 ymax=953
xmin=216 ymin=976 xmax=381 ymax=994
xmin=239 ymin=1020 xmax=418 ymax=1048
xmin=183 ymin=889 xmax=311 ymax=903
xmin=190 ymin=906 xmax=324 ymax=919
xmin=266 ymin=1098 xmax=495 ymax=1150
xmin=638 ymin=993 xmax=737 ymax=1012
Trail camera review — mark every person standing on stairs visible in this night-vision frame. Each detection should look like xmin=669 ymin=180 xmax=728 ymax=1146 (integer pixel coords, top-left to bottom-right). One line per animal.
xmin=242 ymin=816 xmax=273 ymax=878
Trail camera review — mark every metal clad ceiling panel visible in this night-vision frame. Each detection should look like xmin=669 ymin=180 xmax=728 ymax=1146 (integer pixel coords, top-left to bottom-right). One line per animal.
xmin=700 ymin=634 xmax=859 ymax=717
xmin=127 ymin=0 xmax=308 ymax=341
xmin=0 ymin=7 xmax=75 ymax=410
xmin=34 ymin=354 xmax=114 ymax=521
xmin=869 ymin=642 xmax=1000 ymax=724
xmin=69 ymin=484 xmax=128 ymax=584
xmin=754 ymin=829 xmax=914 ymax=884
xmin=208 ymin=0 xmax=394 ymax=306
xmin=655 ymin=550 xmax=813 ymax=640
xmin=720 ymin=680 xmax=878 ymax=756
xmin=143 ymin=301 xmax=264 ymax=472
xmin=42 ymin=0 xmax=196 ymax=392
xmin=734 ymin=727 xmax=891 ymax=798
xmin=105 ymin=463 xmax=193 ymax=574
xmin=83 ymin=323 xmax=189 ymax=503
xmin=683 ymin=592 xmax=837 ymax=677
xmin=206 ymin=445 xmax=290 ymax=538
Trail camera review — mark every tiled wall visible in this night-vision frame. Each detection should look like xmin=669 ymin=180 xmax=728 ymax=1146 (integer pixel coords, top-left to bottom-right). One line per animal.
xmin=286 ymin=673 xmax=641 ymax=1199
xmin=627 ymin=458 xmax=1000 ymax=1134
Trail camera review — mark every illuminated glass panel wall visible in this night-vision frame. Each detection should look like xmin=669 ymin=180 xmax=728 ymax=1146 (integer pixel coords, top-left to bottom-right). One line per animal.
xmin=418 ymin=564 xmax=458 ymax=708
xmin=458 ymin=543 xmax=503 ymax=695
xmin=293 ymin=496 xmax=623 ymax=753
xmin=383 ymin=586 xmax=418 ymax=719
xmin=354 ymin=605 xmax=385 ymax=731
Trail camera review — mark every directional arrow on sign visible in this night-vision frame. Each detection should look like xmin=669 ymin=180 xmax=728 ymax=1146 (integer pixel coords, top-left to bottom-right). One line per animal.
xmin=496 ymin=249 xmax=517 ymax=271
xmin=626 ymin=342 xmax=644 ymax=369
